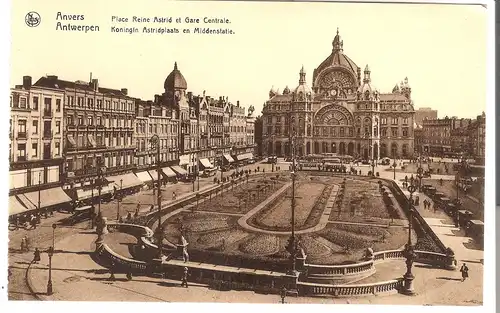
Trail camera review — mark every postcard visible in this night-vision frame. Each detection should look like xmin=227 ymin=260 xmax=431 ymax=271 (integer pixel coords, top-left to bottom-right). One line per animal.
xmin=4 ymin=0 xmax=494 ymax=312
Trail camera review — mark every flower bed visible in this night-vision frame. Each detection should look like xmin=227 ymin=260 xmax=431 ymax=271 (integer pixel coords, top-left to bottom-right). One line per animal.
xmin=239 ymin=234 xmax=280 ymax=256
xmin=249 ymin=182 xmax=327 ymax=231
xmin=330 ymin=179 xmax=393 ymax=223
xmin=195 ymin=229 xmax=250 ymax=250
xmin=196 ymin=177 xmax=287 ymax=214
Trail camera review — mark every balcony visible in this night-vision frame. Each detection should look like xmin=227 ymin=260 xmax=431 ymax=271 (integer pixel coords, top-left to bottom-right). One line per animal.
xmin=17 ymin=132 xmax=27 ymax=139
xmin=43 ymin=110 xmax=53 ymax=118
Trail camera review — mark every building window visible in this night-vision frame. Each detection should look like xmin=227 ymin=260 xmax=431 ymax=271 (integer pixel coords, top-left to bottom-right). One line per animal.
xmin=87 ymin=116 xmax=93 ymax=126
xmin=97 ymin=116 xmax=102 ymax=126
xmin=17 ymin=143 xmax=26 ymax=161
xmin=55 ymin=142 xmax=60 ymax=155
xmin=403 ymin=117 xmax=408 ymax=125
xmin=44 ymin=98 xmax=52 ymax=111
xmin=381 ymin=118 xmax=387 ymax=125
xmin=56 ymin=121 xmax=61 ymax=134
xmin=78 ymin=116 xmax=83 ymax=125
xmin=391 ymin=128 xmax=398 ymax=137
xmin=20 ymin=97 xmax=27 ymax=109
xmin=67 ymin=116 xmax=73 ymax=126
xmin=33 ymin=96 xmax=39 ymax=110
xmin=392 ymin=117 xmax=398 ymax=125
xmin=32 ymin=143 xmax=38 ymax=158
xmin=402 ymin=128 xmax=408 ymax=137
xmin=32 ymin=120 xmax=38 ymax=134
xmin=18 ymin=120 xmax=27 ymax=134
xmin=56 ymin=99 xmax=61 ymax=112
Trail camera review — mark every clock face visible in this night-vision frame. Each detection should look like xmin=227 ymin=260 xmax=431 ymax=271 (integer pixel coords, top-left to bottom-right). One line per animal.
xmin=330 ymin=89 xmax=337 ymax=96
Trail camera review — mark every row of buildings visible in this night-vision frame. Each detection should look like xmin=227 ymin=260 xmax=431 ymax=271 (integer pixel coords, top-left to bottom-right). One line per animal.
xmin=9 ymin=63 xmax=257 ymax=216
xmin=414 ymin=113 xmax=486 ymax=164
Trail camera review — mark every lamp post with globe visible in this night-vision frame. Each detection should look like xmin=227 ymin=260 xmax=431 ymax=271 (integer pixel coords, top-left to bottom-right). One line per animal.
xmin=402 ymin=183 xmax=417 ymax=295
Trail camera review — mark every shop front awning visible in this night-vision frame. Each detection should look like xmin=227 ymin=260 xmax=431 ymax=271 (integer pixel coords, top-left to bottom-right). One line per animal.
xmin=148 ymin=170 xmax=162 ymax=181
xmin=136 ymin=171 xmax=153 ymax=183
xmin=171 ymin=165 xmax=188 ymax=175
xmin=236 ymin=153 xmax=253 ymax=161
xmin=22 ymin=187 xmax=72 ymax=209
xmin=76 ymin=185 xmax=113 ymax=201
xmin=199 ymin=158 xmax=213 ymax=169
xmin=9 ymin=196 xmax=29 ymax=216
xmin=106 ymin=173 xmax=143 ymax=190
xmin=162 ymin=167 xmax=177 ymax=178
xmin=179 ymin=155 xmax=190 ymax=166
xmin=223 ymin=154 xmax=234 ymax=163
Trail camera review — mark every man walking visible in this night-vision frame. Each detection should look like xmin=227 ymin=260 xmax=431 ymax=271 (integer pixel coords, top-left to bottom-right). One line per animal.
xmin=460 ymin=263 xmax=469 ymax=282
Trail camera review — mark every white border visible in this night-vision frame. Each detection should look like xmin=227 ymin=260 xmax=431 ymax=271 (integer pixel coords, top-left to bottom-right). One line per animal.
xmin=0 ymin=1 xmax=495 ymax=313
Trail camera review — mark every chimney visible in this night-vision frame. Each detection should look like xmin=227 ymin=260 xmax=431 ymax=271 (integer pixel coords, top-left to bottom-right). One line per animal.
xmin=187 ymin=92 xmax=192 ymax=99
xmin=47 ymin=75 xmax=58 ymax=80
xmin=154 ymin=94 xmax=160 ymax=103
xmin=237 ymin=100 xmax=240 ymax=107
xmin=121 ymin=88 xmax=128 ymax=96
xmin=22 ymin=76 xmax=32 ymax=89
xmin=91 ymin=79 xmax=99 ymax=91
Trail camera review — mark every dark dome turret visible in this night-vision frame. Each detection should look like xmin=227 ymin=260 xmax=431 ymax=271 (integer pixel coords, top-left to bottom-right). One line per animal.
xmin=164 ymin=62 xmax=187 ymax=91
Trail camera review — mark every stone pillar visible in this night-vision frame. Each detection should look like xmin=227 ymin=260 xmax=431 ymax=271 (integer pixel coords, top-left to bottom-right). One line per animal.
xmin=295 ymin=249 xmax=307 ymax=272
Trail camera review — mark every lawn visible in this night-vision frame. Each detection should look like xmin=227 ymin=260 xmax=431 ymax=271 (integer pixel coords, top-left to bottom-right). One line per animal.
xmin=250 ymin=182 xmax=326 ymax=231
xmin=330 ymin=179 xmax=393 ymax=224
xmin=195 ymin=176 xmax=288 ymax=214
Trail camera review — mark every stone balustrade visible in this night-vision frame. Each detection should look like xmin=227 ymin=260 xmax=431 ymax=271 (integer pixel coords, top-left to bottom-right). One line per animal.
xmin=373 ymin=250 xmax=405 ymax=262
xmin=297 ymin=278 xmax=403 ymax=297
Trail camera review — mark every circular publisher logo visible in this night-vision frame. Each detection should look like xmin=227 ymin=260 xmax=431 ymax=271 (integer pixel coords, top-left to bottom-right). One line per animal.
xmin=25 ymin=12 xmax=41 ymax=27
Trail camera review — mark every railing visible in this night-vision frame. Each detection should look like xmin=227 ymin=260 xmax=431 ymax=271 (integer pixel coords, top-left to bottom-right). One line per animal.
xmin=43 ymin=110 xmax=52 ymax=117
xmin=306 ymin=260 xmax=374 ymax=276
xmin=96 ymin=244 xmax=151 ymax=274
xmin=17 ymin=132 xmax=27 ymax=139
xmin=298 ymin=279 xmax=403 ymax=297
xmin=373 ymin=250 xmax=405 ymax=262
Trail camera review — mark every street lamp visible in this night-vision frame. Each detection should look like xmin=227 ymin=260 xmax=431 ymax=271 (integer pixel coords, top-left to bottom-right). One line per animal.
xmin=402 ymin=184 xmax=417 ymax=295
xmin=96 ymin=159 xmax=106 ymax=216
xmin=150 ymin=135 xmax=163 ymax=258
xmin=37 ymin=173 xmax=42 ymax=225
xmin=392 ymin=155 xmax=397 ymax=180
xmin=46 ymin=223 xmax=56 ymax=295
xmin=116 ymin=179 xmax=123 ymax=221
xmin=286 ymin=133 xmax=299 ymax=276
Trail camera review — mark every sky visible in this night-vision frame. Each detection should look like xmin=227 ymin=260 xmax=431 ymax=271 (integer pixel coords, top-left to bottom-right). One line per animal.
xmin=10 ymin=0 xmax=489 ymax=119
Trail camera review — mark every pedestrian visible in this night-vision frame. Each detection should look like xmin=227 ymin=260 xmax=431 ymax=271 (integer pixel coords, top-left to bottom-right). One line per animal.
xmin=20 ymin=237 xmax=26 ymax=252
xmin=460 ymin=263 xmax=469 ymax=282
xmin=405 ymin=175 xmax=408 ymax=183
xmin=126 ymin=212 xmax=132 ymax=223
xmin=180 ymin=267 xmax=189 ymax=288
xmin=173 ymin=191 xmax=177 ymax=201
xmin=24 ymin=235 xmax=30 ymax=251
xmin=33 ymin=248 xmax=41 ymax=264
xmin=150 ymin=204 xmax=154 ymax=212
xmin=433 ymin=202 xmax=436 ymax=213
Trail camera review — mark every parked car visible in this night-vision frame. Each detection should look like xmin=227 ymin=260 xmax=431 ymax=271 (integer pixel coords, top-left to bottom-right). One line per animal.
xmin=246 ymin=158 xmax=256 ymax=164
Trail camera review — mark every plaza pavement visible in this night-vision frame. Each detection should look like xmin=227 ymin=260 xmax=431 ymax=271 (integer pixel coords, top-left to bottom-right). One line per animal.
xmin=19 ymin=159 xmax=484 ymax=305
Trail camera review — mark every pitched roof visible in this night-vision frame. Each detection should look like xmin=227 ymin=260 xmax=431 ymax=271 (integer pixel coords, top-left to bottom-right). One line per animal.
xmin=379 ymin=93 xmax=408 ymax=101
xmin=34 ymin=76 xmax=129 ymax=97
xmin=268 ymin=94 xmax=293 ymax=102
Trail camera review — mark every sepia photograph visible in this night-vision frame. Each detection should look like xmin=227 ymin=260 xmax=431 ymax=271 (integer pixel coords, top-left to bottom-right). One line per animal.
xmin=3 ymin=0 xmax=495 ymax=311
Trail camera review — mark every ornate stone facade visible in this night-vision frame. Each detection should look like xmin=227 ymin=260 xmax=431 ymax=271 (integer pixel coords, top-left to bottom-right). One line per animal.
xmin=262 ymin=30 xmax=415 ymax=159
